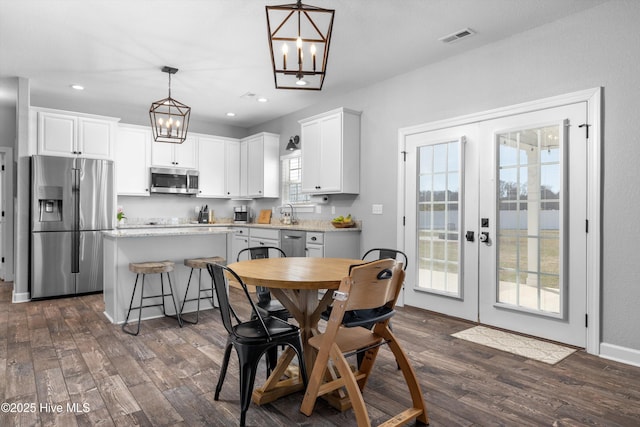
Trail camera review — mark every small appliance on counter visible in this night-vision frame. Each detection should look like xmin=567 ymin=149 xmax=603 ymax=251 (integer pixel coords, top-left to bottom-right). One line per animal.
xmin=233 ymin=205 xmax=251 ymax=224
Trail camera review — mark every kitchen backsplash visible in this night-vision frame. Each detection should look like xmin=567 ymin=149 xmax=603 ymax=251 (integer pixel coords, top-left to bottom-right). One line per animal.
xmin=117 ymin=193 xmax=360 ymax=225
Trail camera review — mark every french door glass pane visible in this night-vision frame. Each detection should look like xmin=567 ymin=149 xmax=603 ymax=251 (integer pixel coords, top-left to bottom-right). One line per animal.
xmin=496 ymin=125 xmax=562 ymax=314
xmin=417 ymin=141 xmax=461 ymax=297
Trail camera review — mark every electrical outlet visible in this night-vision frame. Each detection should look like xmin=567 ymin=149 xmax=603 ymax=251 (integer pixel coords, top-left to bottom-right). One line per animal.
xmin=315 ymin=205 xmax=322 ymax=214
xmin=372 ymin=204 xmax=383 ymax=215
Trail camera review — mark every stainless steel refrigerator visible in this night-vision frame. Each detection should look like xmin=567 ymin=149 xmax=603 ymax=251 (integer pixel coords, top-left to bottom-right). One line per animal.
xmin=30 ymin=155 xmax=114 ymax=299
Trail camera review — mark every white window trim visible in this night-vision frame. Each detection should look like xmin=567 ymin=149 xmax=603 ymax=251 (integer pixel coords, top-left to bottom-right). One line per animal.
xmin=280 ymin=152 xmax=314 ymax=213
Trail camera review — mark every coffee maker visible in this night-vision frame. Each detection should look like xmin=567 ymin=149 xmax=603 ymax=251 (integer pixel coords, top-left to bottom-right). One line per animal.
xmin=233 ymin=205 xmax=251 ymax=223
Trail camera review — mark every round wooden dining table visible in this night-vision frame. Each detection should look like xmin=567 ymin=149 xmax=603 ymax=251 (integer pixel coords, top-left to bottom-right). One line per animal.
xmin=226 ymin=257 xmax=363 ymax=405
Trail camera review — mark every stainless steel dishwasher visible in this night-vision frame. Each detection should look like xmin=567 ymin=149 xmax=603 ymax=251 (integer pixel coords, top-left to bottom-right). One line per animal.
xmin=280 ymin=229 xmax=307 ymax=257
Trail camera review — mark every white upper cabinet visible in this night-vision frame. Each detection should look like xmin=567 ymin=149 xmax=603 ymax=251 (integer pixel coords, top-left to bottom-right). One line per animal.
xmin=300 ymin=107 xmax=361 ymax=194
xmin=226 ymin=140 xmax=241 ymax=198
xmin=116 ymin=124 xmax=151 ymax=196
xmin=151 ymin=134 xmax=197 ymax=169
xmin=240 ymin=132 xmax=279 ymax=198
xmin=34 ymin=108 xmax=119 ymax=160
xmin=197 ymin=135 xmax=239 ymax=198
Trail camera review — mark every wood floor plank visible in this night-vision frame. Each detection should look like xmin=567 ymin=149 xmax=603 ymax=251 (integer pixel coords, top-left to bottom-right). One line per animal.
xmin=95 ymin=374 xmax=141 ymax=418
xmin=129 ymin=382 xmax=183 ymax=426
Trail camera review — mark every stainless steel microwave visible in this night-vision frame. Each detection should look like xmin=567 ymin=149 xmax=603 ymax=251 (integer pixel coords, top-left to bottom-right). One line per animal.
xmin=150 ymin=167 xmax=199 ymax=195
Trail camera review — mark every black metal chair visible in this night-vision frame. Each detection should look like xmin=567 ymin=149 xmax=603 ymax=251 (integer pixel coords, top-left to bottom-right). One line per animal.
xmin=236 ymin=246 xmax=290 ymax=376
xmin=236 ymin=246 xmax=290 ymax=320
xmin=322 ymin=248 xmax=408 ymax=367
xmin=206 ymin=263 xmax=307 ymax=427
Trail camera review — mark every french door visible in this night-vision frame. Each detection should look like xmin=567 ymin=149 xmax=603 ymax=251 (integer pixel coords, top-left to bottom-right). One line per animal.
xmin=403 ymin=102 xmax=588 ymax=347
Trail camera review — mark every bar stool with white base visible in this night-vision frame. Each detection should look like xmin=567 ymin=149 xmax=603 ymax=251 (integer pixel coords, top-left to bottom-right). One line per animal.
xmin=122 ymin=260 xmax=183 ymax=336
xmin=179 ymin=256 xmax=226 ymax=324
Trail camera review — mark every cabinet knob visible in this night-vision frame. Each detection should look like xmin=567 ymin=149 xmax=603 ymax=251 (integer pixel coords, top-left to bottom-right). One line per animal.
xmin=311 ymin=236 xmax=317 ymax=241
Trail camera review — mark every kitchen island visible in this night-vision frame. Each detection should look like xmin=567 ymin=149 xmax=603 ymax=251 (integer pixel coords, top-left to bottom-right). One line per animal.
xmin=102 ymin=227 xmax=235 ymax=324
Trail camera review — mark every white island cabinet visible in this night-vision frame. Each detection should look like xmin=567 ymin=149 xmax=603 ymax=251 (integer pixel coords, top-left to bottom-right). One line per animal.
xmin=102 ymin=227 xmax=235 ymax=324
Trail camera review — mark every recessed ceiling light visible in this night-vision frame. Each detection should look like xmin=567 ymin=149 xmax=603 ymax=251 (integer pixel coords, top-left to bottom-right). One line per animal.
xmin=226 ymin=112 xmax=236 ymax=117
xmin=257 ymin=97 xmax=268 ymax=103
xmin=70 ymin=84 xmax=84 ymax=90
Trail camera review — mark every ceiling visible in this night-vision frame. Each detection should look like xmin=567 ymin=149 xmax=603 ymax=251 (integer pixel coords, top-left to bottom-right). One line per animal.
xmin=0 ymin=0 xmax=606 ymax=128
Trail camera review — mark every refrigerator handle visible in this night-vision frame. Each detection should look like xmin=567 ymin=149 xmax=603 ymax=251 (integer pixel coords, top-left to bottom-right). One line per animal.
xmin=72 ymin=168 xmax=80 ymax=273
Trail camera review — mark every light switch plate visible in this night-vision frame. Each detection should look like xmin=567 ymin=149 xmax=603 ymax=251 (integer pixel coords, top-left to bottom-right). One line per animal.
xmin=331 ymin=206 xmax=335 ymax=214
xmin=315 ymin=205 xmax=322 ymax=213
xmin=372 ymin=204 xmax=383 ymax=215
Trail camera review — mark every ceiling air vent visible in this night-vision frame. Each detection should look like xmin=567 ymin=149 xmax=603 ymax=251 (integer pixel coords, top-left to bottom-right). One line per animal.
xmin=439 ymin=28 xmax=476 ymax=44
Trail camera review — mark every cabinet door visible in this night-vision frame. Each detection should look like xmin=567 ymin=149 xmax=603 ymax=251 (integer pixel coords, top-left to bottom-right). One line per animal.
xmin=246 ymin=137 xmax=264 ymax=197
xmin=79 ymin=118 xmax=113 ymax=160
xmin=151 ymin=139 xmax=175 ymax=167
xmin=38 ymin=112 xmax=77 ymax=157
xmin=306 ymin=244 xmax=324 ymax=258
xmin=239 ymin=140 xmax=249 ymax=197
xmin=197 ymin=136 xmax=226 ymax=198
xmin=226 ymin=140 xmax=240 ymax=198
xmin=318 ymin=115 xmax=342 ymax=192
xmin=116 ymin=126 xmax=150 ymax=196
xmin=301 ymin=120 xmax=322 ymax=193
xmin=231 ymin=229 xmax=250 ymax=262
xmin=175 ymin=135 xmax=197 ymax=169
xmin=249 ymin=237 xmax=280 ymax=249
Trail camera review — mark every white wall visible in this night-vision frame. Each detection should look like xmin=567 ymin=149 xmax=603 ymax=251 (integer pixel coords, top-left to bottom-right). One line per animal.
xmin=254 ymin=1 xmax=640 ymax=355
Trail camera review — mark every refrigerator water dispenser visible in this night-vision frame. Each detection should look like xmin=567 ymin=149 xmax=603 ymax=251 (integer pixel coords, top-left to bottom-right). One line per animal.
xmin=38 ymin=198 xmax=62 ymax=222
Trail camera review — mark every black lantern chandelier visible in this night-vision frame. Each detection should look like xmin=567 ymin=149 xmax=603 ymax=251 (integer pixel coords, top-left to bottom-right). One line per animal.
xmin=149 ymin=66 xmax=191 ymax=144
xmin=266 ymin=0 xmax=335 ymax=90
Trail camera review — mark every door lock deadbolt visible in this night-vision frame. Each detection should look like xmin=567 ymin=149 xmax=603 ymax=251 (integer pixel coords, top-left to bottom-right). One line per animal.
xmin=465 ymin=231 xmax=475 ymax=242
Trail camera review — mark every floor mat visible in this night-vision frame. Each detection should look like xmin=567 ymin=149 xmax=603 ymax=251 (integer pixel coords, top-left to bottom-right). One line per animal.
xmin=452 ymin=325 xmax=576 ymax=365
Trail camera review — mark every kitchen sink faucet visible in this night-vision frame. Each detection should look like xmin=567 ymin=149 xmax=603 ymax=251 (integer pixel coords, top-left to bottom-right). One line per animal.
xmin=286 ymin=203 xmax=298 ymax=225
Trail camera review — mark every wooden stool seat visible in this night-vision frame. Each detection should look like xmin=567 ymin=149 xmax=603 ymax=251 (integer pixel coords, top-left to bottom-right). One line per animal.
xmin=129 ymin=261 xmax=174 ymax=274
xmin=122 ymin=260 xmax=182 ymax=336
xmin=184 ymin=256 xmax=225 ymax=270
xmin=180 ymin=256 xmax=226 ymax=324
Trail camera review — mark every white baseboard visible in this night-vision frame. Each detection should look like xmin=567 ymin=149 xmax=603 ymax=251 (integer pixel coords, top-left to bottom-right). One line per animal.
xmin=599 ymin=342 xmax=640 ymax=368
xmin=12 ymin=291 xmax=30 ymax=303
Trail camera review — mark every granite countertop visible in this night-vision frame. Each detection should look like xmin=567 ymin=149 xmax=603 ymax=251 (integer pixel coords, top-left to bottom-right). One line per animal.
xmin=116 ymin=219 xmax=361 ymax=233
xmin=103 ymin=226 xmax=237 ymax=238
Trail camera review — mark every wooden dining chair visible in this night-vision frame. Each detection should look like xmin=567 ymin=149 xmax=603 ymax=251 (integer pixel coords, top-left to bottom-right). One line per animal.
xmin=300 ymin=258 xmax=428 ymax=427
xmin=322 ymin=248 xmax=408 ymax=368
xmin=207 ymin=262 xmax=307 ymax=427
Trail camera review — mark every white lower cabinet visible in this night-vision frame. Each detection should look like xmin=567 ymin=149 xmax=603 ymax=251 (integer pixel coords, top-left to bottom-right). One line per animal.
xmin=248 ymin=228 xmax=280 ymax=249
xmin=306 ymin=231 xmax=360 ymax=259
xmin=306 ymin=232 xmax=324 ymax=258
xmin=231 ymin=228 xmax=250 ymax=263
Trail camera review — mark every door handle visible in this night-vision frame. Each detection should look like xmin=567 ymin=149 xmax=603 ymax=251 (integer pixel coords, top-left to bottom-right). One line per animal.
xmin=479 ymin=231 xmax=491 ymax=245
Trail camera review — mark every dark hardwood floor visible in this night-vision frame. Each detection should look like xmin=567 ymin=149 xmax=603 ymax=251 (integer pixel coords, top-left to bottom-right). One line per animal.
xmin=1 ymin=280 xmax=639 ymax=426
